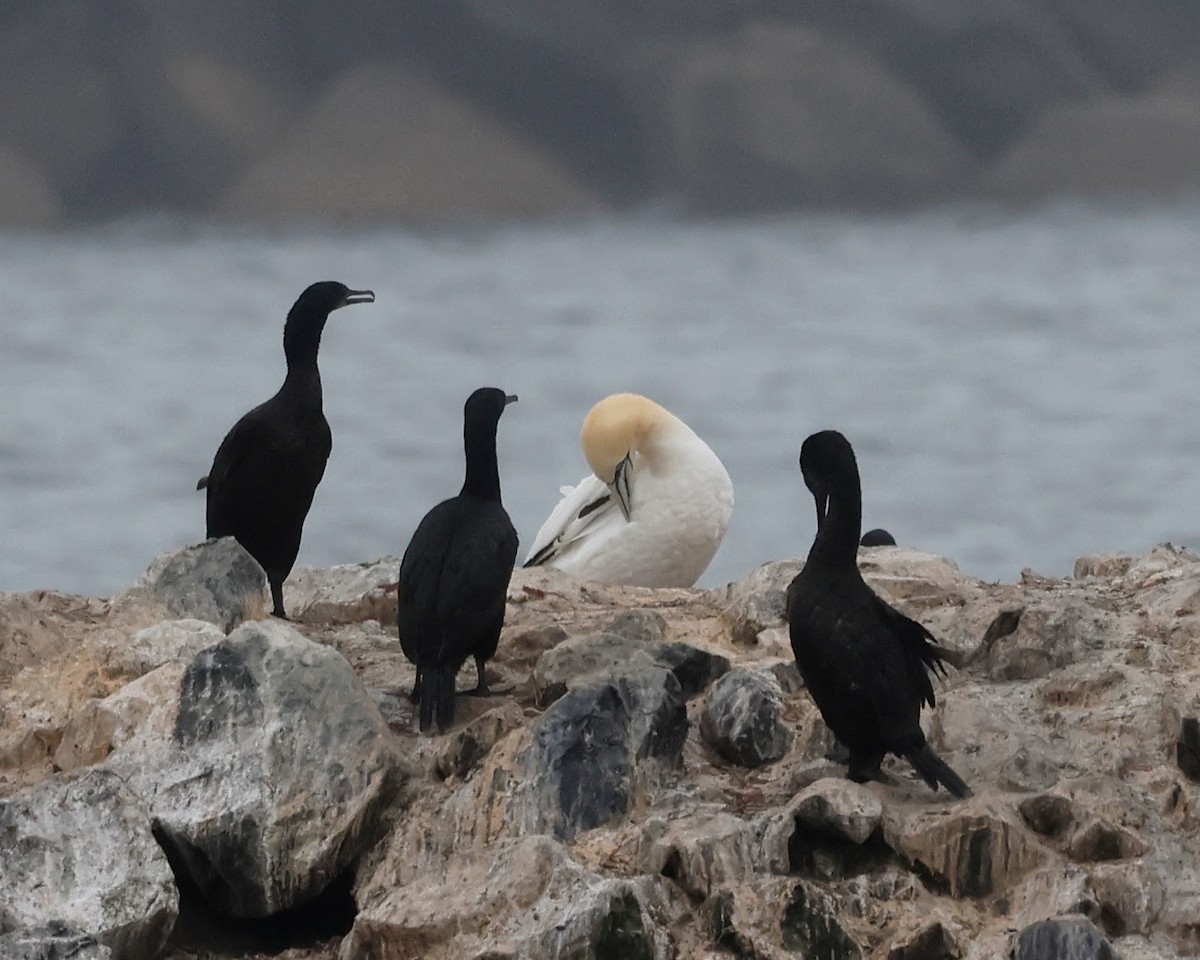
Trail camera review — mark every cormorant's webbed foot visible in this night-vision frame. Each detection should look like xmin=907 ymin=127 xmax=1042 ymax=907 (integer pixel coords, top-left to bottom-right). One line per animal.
xmin=825 ymin=741 xmax=851 ymax=764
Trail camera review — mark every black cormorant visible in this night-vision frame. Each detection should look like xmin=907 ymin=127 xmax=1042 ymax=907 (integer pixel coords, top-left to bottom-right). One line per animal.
xmin=197 ymin=281 xmax=375 ymax=618
xmin=398 ymin=387 xmax=519 ymax=733
xmin=786 ymin=430 xmax=971 ymax=798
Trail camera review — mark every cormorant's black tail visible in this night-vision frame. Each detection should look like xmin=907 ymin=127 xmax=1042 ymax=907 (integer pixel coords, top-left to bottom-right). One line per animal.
xmin=418 ymin=665 xmax=456 ymax=733
xmin=905 ymin=743 xmax=972 ymax=798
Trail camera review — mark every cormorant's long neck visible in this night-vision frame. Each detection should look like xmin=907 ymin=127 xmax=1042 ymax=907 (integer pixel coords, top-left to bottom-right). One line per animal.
xmin=461 ymin=419 xmax=501 ymax=501
xmin=281 ymin=310 xmax=327 ymax=406
xmin=808 ymin=480 xmax=862 ymax=568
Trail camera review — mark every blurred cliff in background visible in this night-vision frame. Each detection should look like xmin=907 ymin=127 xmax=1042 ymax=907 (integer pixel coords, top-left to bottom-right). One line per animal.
xmin=3 ymin=0 xmax=1200 ymax=226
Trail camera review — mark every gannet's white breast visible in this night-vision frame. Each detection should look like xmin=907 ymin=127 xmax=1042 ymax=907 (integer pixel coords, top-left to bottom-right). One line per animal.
xmin=524 ymin=394 xmax=734 ymax=588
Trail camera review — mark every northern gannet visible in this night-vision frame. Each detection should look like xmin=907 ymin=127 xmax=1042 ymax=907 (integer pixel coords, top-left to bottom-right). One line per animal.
xmin=523 ymin=393 xmax=733 ymax=587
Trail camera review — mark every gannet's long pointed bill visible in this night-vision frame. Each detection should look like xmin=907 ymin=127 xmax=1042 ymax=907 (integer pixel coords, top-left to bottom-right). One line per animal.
xmin=612 ymin=454 xmax=633 ymax=521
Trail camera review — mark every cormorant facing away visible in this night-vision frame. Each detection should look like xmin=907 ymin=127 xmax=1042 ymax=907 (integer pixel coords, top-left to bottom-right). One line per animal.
xmin=786 ymin=430 xmax=971 ymax=798
xmin=398 ymin=388 xmax=519 ymax=733
xmin=197 ymin=281 xmax=375 ymax=618
xmin=523 ymin=393 xmax=734 ymax=587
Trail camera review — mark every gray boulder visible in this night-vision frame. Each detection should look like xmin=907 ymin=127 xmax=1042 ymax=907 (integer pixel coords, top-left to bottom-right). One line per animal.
xmin=0 ymin=768 xmax=177 ymax=960
xmin=109 ymin=539 xmax=267 ymax=632
xmin=514 ymin=662 xmax=687 ymax=840
xmin=701 ymin=667 xmax=791 ymax=767
xmin=1015 ymin=915 xmax=1117 ymax=960
xmin=113 ymin=620 xmax=399 ymax=917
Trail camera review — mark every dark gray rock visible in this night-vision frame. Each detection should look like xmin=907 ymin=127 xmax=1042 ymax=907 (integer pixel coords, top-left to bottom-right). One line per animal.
xmin=1019 ymin=793 xmax=1077 ymax=837
xmin=110 ymin=539 xmax=267 ymax=632
xmin=651 ymin=641 xmax=730 ymax=698
xmin=887 ymin=920 xmax=960 ymax=960
xmin=532 ymin=628 xmax=729 ymax=707
xmin=780 ymin=880 xmax=863 ymax=959
xmin=531 ymin=631 xmax=647 ymax=707
xmin=1066 ymin=820 xmax=1149 ymax=863
xmin=1178 ymin=716 xmax=1200 ymax=781
xmin=1015 ymin=915 xmax=1117 ymax=960
xmin=515 ymin=663 xmax=686 ymax=840
xmin=0 ymin=768 xmax=177 ymax=960
xmin=700 ymin=667 xmax=791 ymax=767
xmin=114 ymin=620 xmax=399 ymax=918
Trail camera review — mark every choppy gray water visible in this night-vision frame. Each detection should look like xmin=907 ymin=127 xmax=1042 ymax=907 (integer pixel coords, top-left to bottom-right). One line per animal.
xmin=2 ymin=203 xmax=1199 ymax=597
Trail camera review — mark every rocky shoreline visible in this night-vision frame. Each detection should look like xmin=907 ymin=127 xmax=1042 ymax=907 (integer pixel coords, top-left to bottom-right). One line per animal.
xmin=2 ymin=538 xmax=1199 ymax=959
xmin=4 ymin=2 xmax=1200 ymax=226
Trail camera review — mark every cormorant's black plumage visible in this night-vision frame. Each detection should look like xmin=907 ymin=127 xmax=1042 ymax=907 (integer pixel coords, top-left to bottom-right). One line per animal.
xmin=199 ymin=281 xmax=374 ymax=618
xmin=786 ymin=430 xmax=971 ymax=798
xmin=398 ymin=388 xmax=519 ymax=733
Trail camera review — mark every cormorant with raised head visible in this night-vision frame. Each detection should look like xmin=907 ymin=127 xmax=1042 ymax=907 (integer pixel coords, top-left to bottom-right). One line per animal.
xmin=197 ymin=281 xmax=375 ymax=618
xmin=786 ymin=430 xmax=971 ymax=798
xmin=399 ymin=387 xmax=519 ymax=733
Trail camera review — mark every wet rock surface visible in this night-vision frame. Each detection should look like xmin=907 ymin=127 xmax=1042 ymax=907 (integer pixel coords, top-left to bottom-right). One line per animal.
xmin=1 ymin=542 xmax=1200 ymax=959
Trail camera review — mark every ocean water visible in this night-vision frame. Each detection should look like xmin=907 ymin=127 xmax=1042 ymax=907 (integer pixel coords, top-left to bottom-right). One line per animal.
xmin=2 ymin=202 xmax=1198 ymax=598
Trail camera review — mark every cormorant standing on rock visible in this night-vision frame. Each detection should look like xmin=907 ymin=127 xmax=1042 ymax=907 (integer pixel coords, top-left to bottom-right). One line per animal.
xmin=197 ymin=281 xmax=375 ymax=618
xmin=786 ymin=430 xmax=971 ymax=798
xmin=399 ymin=388 xmax=519 ymax=733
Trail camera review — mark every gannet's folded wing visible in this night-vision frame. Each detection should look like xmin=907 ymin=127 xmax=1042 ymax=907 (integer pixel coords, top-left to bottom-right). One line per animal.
xmin=523 ymin=473 xmax=617 ymax=567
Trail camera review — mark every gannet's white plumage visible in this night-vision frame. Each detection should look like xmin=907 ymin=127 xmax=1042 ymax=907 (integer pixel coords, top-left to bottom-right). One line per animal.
xmin=524 ymin=393 xmax=734 ymax=587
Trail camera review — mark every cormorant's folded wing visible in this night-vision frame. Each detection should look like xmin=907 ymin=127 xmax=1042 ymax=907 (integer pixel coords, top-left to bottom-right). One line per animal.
xmin=523 ymin=473 xmax=617 ymax=567
xmin=871 ymin=592 xmax=945 ymax=708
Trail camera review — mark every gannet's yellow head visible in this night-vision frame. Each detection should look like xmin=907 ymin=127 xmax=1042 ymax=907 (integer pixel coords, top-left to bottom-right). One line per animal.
xmin=580 ymin=394 xmax=676 ymax=520
xmin=580 ymin=393 xmax=666 ymax=481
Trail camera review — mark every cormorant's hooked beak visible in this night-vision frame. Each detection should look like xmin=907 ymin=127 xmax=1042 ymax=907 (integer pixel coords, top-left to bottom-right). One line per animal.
xmin=504 ymin=394 xmax=518 ymax=406
xmin=611 ymin=453 xmax=633 ymax=521
xmin=341 ymin=289 xmax=376 ymax=308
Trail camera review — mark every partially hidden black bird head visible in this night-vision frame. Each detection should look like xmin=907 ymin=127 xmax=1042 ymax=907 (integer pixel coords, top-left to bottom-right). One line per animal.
xmin=290 ymin=281 xmax=375 ymax=319
xmin=465 ymin=387 xmax=518 ymax=425
xmin=799 ymin=429 xmax=859 ymax=529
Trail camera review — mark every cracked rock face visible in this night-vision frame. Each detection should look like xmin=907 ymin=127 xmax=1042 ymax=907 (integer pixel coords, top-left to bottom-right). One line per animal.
xmin=0 ymin=768 xmax=177 ymax=960
xmin=112 ymin=620 xmax=401 ymax=918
